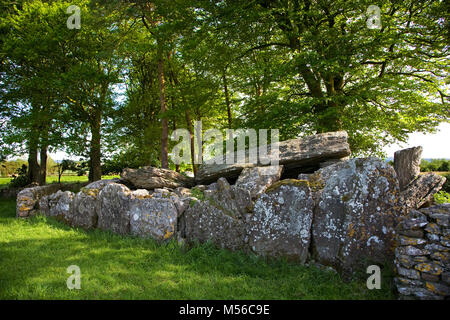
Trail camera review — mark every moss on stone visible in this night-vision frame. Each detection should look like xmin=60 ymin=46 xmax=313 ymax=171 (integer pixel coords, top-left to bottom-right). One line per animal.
xmin=191 ymin=187 xmax=205 ymax=200
xmin=265 ymin=179 xmax=310 ymax=193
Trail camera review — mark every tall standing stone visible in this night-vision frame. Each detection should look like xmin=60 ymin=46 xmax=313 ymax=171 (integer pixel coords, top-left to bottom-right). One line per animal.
xmin=247 ymin=180 xmax=314 ymax=262
xmin=307 ymin=158 xmax=404 ymax=276
xmin=394 ymin=146 xmax=423 ymax=191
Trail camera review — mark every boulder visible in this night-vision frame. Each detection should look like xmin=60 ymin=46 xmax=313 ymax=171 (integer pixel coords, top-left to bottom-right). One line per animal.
xmin=16 ymin=184 xmax=62 ymax=217
xmin=129 ymin=196 xmax=179 ymax=241
xmin=182 ymin=178 xmax=251 ymax=250
xmin=121 ymin=166 xmax=194 ymax=189
xmin=183 ymin=199 xmax=247 ymax=251
xmin=71 ymin=179 xmax=119 ymax=229
xmin=234 ymin=165 xmax=284 ymax=200
xmin=202 ymin=178 xmax=252 ymax=217
xmin=196 ymin=131 xmax=351 ymax=184
xmin=401 ymin=173 xmax=446 ymax=209
xmin=394 ymin=146 xmax=423 ymax=190
xmin=306 ymin=158 xmax=403 ymax=276
xmin=247 ymin=179 xmax=314 ymax=262
xmin=39 ymin=190 xmax=75 ymax=223
xmin=97 ymin=183 xmax=133 ymax=235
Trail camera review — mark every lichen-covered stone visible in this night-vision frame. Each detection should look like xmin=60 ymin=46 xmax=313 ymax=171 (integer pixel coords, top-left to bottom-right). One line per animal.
xmin=397 ymin=266 xmax=421 ymax=280
xmin=398 ymin=236 xmax=426 ymax=246
xmin=414 ymin=262 xmax=444 ymax=275
xmin=234 ymin=165 xmax=283 ymax=200
xmin=425 ymin=282 xmax=450 ymax=296
xmin=16 ymin=184 xmax=63 ymax=218
xmin=394 ymin=203 xmax=450 ymax=300
xmin=183 ymin=199 xmax=246 ymax=251
xmin=71 ymin=179 xmax=118 ymax=229
xmin=129 ymin=197 xmax=178 ymax=241
xmin=401 ymin=173 xmax=446 ymax=209
xmin=202 ymin=178 xmax=252 ymax=218
xmin=97 ymin=183 xmax=133 ymax=235
xmin=247 ymin=180 xmax=314 ymax=262
xmin=308 ymin=158 xmax=403 ymax=275
xmin=39 ymin=190 xmax=75 ymax=224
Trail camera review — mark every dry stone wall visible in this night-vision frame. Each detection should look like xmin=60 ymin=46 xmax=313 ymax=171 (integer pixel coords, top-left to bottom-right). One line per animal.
xmin=394 ymin=204 xmax=450 ymax=300
xmin=14 ymin=134 xmax=448 ymax=291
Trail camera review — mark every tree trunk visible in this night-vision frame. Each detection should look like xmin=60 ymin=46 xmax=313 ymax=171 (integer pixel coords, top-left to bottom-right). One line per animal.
xmin=172 ymin=119 xmax=180 ymax=172
xmin=27 ymin=131 xmax=40 ymax=184
xmin=89 ymin=113 xmax=102 ymax=182
xmin=158 ymin=52 xmax=169 ymax=169
xmin=39 ymin=145 xmax=48 ymax=185
xmin=184 ymin=109 xmax=197 ymax=177
xmin=38 ymin=129 xmax=48 ymax=185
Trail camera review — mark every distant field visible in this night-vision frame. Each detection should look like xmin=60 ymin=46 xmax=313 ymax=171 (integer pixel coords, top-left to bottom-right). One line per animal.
xmin=0 ymin=175 xmax=120 ymax=189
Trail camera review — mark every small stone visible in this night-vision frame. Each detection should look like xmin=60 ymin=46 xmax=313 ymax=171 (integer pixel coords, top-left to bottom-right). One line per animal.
xmin=441 ymin=240 xmax=450 ymax=247
xmin=412 ymin=256 xmax=429 ymax=263
xmin=396 ymin=255 xmax=416 ymax=268
xmin=424 ymin=222 xmax=441 ymax=235
xmin=414 ymin=262 xmax=444 ymax=275
xmin=420 ymin=273 xmax=439 ymax=282
xmin=413 ymin=288 xmax=443 ymax=300
xmin=425 ymin=233 xmax=440 ymax=241
xmin=425 ymin=243 xmax=449 ymax=252
xmin=398 ymin=236 xmax=426 ymax=246
xmin=398 ymin=229 xmax=424 ymax=238
xmin=395 ymin=246 xmax=429 ymax=256
xmin=429 ymin=213 xmax=449 ymax=227
xmin=394 ymin=277 xmax=423 ymax=287
xmin=430 ymin=251 xmax=449 ymax=263
xmin=425 ymin=282 xmax=450 ymax=296
xmin=397 ymin=266 xmax=421 ymax=280
xmin=442 ymin=272 xmax=450 ymax=285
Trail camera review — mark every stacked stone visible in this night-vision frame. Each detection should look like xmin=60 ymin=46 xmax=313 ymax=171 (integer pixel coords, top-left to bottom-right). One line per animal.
xmin=394 ymin=203 xmax=450 ymax=300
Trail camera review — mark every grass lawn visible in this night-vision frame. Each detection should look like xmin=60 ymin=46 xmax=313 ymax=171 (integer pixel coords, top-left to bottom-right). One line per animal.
xmin=0 ymin=198 xmax=396 ymax=299
xmin=0 ymin=175 xmax=119 ymax=189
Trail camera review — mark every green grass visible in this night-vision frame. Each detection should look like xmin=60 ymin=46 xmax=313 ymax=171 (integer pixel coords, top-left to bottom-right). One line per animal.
xmin=0 ymin=175 xmax=119 ymax=189
xmin=0 ymin=198 xmax=395 ymax=299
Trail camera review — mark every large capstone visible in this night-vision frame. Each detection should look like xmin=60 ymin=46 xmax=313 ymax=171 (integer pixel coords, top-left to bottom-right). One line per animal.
xmin=307 ymin=158 xmax=404 ymax=276
xmin=121 ymin=166 xmax=194 ymax=189
xmin=196 ymin=131 xmax=351 ymax=184
xmin=247 ymin=179 xmax=314 ymax=262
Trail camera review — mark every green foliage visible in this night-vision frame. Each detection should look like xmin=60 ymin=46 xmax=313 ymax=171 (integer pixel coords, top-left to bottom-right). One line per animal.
xmin=434 ymin=191 xmax=450 ymax=204
xmin=190 ymin=187 xmax=205 ymax=200
xmin=0 ymin=198 xmax=395 ymax=299
xmin=420 ymin=159 xmax=450 ymax=172
xmin=1 ymin=0 xmax=449 ymax=173
xmin=439 ymin=173 xmax=450 ymax=193
xmin=9 ymin=164 xmax=30 ymax=188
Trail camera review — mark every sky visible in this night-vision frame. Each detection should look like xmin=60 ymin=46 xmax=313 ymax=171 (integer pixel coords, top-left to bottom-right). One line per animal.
xmin=46 ymin=122 xmax=450 ymax=161
xmin=382 ymin=122 xmax=450 ymax=159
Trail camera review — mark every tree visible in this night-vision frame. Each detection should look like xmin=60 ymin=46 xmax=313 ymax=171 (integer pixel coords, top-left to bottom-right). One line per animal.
xmin=183 ymin=0 xmax=449 ymax=155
